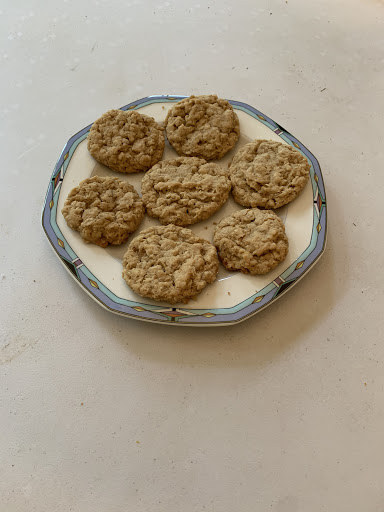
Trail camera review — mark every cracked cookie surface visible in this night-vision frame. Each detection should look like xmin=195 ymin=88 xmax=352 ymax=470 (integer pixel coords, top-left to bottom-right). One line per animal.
xmin=122 ymin=224 xmax=219 ymax=304
xmin=165 ymin=95 xmax=240 ymax=160
xmin=88 ymin=109 xmax=164 ymax=173
xmin=230 ymin=139 xmax=310 ymax=209
xmin=62 ymin=176 xmax=144 ymax=247
xmin=141 ymin=157 xmax=231 ymax=226
xmin=213 ymin=208 xmax=288 ymax=274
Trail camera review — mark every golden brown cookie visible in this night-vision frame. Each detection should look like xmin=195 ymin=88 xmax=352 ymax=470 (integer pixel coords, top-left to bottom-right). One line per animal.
xmin=230 ymin=139 xmax=310 ymax=209
xmin=165 ymin=95 xmax=240 ymax=160
xmin=141 ymin=157 xmax=231 ymax=226
xmin=87 ymin=109 xmax=164 ymax=173
xmin=213 ymin=208 xmax=288 ymax=275
xmin=62 ymin=176 xmax=144 ymax=247
xmin=122 ymin=224 xmax=219 ymax=304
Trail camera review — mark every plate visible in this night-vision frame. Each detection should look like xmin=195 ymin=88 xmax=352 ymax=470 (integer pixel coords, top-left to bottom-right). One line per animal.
xmin=42 ymin=95 xmax=327 ymax=326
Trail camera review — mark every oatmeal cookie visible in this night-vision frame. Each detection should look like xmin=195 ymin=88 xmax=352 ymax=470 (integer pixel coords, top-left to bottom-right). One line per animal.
xmin=141 ymin=157 xmax=231 ymax=226
xmin=62 ymin=176 xmax=144 ymax=247
xmin=122 ymin=224 xmax=219 ymax=304
xmin=213 ymin=208 xmax=288 ymax=274
xmin=165 ymin=95 xmax=240 ymax=160
xmin=87 ymin=109 xmax=165 ymax=173
xmin=230 ymin=139 xmax=310 ymax=209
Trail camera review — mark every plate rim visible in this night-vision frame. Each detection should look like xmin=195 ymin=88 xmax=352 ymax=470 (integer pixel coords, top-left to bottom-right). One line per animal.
xmin=41 ymin=95 xmax=327 ymax=326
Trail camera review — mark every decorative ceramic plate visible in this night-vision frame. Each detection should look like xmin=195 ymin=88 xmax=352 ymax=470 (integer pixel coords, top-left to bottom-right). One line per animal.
xmin=42 ymin=95 xmax=327 ymax=326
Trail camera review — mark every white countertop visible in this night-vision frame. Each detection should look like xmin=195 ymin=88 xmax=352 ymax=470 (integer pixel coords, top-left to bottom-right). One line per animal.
xmin=1 ymin=1 xmax=383 ymax=510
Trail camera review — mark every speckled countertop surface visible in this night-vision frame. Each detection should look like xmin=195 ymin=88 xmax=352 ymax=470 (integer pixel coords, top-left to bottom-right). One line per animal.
xmin=1 ymin=1 xmax=384 ymax=510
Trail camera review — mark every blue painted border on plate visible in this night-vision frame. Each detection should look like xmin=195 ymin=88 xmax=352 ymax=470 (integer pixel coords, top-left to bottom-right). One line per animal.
xmin=42 ymin=95 xmax=327 ymax=325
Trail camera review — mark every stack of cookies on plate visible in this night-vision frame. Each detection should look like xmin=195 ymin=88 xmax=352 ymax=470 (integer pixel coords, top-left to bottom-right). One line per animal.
xmin=62 ymin=95 xmax=310 ymax=304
